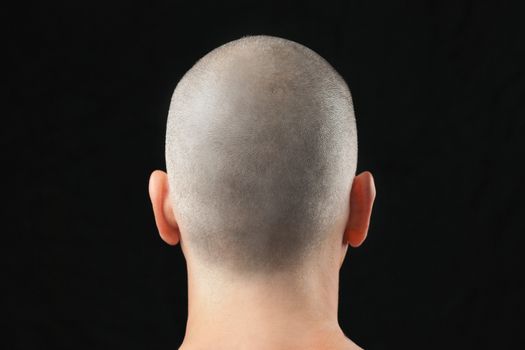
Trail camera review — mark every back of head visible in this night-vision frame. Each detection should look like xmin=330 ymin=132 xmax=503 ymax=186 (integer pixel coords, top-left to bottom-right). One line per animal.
xmin=166 ymin=35 xmax=357 ymax=276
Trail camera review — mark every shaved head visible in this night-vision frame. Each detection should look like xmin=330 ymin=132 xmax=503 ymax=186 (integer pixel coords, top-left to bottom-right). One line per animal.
xmin=166 ymin=35 xmax=357 ymax=275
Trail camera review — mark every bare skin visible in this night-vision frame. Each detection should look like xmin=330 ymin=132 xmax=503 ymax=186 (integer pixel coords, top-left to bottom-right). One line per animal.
xmin=149 ymin=170 xmax=376 ymax=349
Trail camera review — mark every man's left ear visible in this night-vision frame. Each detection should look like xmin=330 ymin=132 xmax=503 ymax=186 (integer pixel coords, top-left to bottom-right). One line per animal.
xmin=148 ymin=170 xmax=180 ymax=245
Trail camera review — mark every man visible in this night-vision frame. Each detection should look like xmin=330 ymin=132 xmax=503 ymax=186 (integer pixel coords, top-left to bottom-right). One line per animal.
xmin=149 ymin=35 xmax=376 ymax=350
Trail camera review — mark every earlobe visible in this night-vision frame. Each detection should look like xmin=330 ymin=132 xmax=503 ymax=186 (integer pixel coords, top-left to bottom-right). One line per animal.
xmin=149 ymin=170 xmax=180 ymax=246
xmin=344 ymin=171 xmax=376 ymax=248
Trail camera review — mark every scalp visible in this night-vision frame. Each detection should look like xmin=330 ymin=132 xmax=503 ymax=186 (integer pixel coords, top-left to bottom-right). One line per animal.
xmin=166 ymin=35 xmax=357 ymax=275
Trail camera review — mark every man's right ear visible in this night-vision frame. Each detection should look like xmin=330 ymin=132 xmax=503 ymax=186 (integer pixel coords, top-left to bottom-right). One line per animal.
xmin=343 ymin=171 xmax=376 ymax=248
xmin=148 ymin=170 xmax=180 ymax=245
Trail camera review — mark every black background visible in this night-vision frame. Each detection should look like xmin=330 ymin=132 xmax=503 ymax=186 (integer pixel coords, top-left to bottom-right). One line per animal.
xmin=5 ymin=1 xmax=525 ymax=349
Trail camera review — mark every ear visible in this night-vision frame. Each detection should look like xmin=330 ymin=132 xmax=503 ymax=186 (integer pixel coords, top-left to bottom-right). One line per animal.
xmin=148 ymin=170 xmax=180 ymax=245
xmin=343 ymin=171 xmax=376 ymax=248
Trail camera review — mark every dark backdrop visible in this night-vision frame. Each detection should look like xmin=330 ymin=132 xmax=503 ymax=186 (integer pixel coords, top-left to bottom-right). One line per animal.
xmin=5 ymin=1 xmax=525 ymax=349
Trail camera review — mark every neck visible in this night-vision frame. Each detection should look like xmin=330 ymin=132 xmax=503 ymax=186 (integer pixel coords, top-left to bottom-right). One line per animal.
xmin=179 ymin=262 xmax=361 ymax=350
